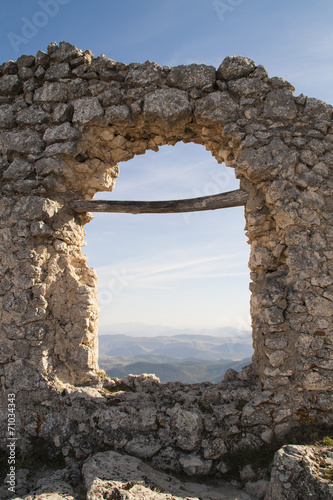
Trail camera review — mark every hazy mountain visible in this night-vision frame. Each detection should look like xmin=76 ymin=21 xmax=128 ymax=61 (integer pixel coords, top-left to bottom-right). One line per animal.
xmin=103 ymin=358 xmax=252 ymax=384
xmin=98 ymin=328 xmax=253 ymax=383
xmin=99 ymin=332 xmax=253 ymax=362
xmin=98 ymin=322 xmax=251 ymax=338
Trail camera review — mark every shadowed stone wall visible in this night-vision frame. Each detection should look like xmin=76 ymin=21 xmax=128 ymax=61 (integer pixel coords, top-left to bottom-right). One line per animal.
xmin=0 ymin=42 xmax=332 ymax=474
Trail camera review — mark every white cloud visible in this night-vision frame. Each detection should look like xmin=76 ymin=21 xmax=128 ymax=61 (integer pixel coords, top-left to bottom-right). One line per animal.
xmin=96 ymin=249 xmax=249 ymax=291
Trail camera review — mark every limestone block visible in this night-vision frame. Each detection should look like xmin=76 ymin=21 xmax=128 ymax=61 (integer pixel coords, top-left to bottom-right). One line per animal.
xmin=48 ymin=41 xmax=83 ymax=62
xmin=217 ymin=55 xmax=256 ymax=80
xmin=106 ymin=105 xmax=131 ymax=124
xmin=20 ymin=79 xmax=39 ymax=97
xmin=16 ymin=106 xmax=49 ymax=125
xmin=82 ymin=449 xmax=251 ymax=499
xmin=87 ymin=478 xmax=191 ymax=500
xmin=240 ymin=464 xmax=256 ymax=482
xmin=67 ymin=79 xmax=90 ymax=100
xmin=0 ymin=129 xmax=44 ymax=154
xmin=35 ymin=157 xmax=64 ymax=177
xmin=144 ymin=88 xmax=192 ymax=125
xmin=125 ymin=435 xmax=162 ymax=458
xmin=17 ymin=54 xmax=35 ymax=70
xmin=195 ymin=91 xmax=239 ymax=125
xmin=72 ymin=96 xmax=104 ymax=124
xmin=264 ymin=89 xmax=297 ymax=119
xmin=261 ymin=428 xmax=274 ymax=444
xmin=71 ymin=51 xmax=93 ymax=69
xmin=35 ymin=49 xmax=50 ymax=67
xmin=269 ymin=76 xmax=295 ymax=91
xmin=34 ymin=82 xmax=68 ymax=102
xmin=303 ymin=371 xmax=333 ymax=391
xmin=265 ymin=179 xmax=297 ymax=205
xmin=43 ymin=122 xmax=81 ymax=144
xmin=89 ymin=55 xmax=117 ymax=75
xmin=45 ymin=62 xmax=71 ymax=81
xmin=169 ymin=407 xmax=203 ymax=451
xmin=18 ymin=67 xmax=33 ymax=81
xmin=315 ymin=359 xmax=333 ymax=370
xmin=265 ymin=445 xmax=333 ymax=499
xmin=299 ymin=207 xmax=321 ymax=225
xmin=126 ymin=61 xmax=162 ymax=87
xmin=0 ymin=74 xmax=22 ymax=95
xmin=262 ymin=307 xmax=284 ymax=325
xmin=229 ymin=77 xmax=270 ymax=96
xmin=238 ymin=137 xmax=297 ymax=182
xmin=249 ymin=247 xmax=274 ymax=269
xmin=0 ymin=104 xmax=16 ymax=128
xmin=30 ymin=220 xmax=53 ymax=236
xmin=52 ymin=102 xmax=74 ymax=123
xmin=266 ymin=350 xmax=288 ymax=367
xmin=3 ymin=158 xmax=33 ymax=181
xmin=305 ymin=295 xmax=333 ymax=317
xmin=304 ymin=97 xmax=333 ymax=121
xmin=300 ymin=148 xmax=319 ymax=166
xmin=44 ymin=141 xmax=78 ymax=156
xmin=166 ymin=64 xmax=216 ymax=90
xmin=322 ymin=151 xmax=333 ymax=165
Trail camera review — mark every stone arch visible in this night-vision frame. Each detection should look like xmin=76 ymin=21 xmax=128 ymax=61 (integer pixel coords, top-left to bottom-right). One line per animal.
xmin=1 ymin=43 xmax=333 ymax=455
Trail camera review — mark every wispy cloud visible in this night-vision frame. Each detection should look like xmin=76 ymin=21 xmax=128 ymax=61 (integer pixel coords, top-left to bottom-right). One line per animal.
xmin=96 ymin=249 xmax=249 ymax=291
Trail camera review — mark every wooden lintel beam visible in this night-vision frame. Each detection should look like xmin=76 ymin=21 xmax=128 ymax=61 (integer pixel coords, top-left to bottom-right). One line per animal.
xmin=71 ymin=189 xmax=249 ymax=215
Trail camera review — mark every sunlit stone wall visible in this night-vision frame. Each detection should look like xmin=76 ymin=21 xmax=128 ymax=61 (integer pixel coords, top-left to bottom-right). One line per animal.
xmin=0 ymin=42 xmax=332 ymax=470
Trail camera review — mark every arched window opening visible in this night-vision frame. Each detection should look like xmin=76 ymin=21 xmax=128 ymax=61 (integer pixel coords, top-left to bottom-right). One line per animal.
xmin=84 ymin=142 xmax=253 ymax=383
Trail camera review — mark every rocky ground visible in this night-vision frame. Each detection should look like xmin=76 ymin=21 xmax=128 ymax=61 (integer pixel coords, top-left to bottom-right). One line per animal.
xmin=266 ymin=444 xmax=333 ymax=499
xmin=1 ymin=449 xmax=254 ymax=500
xmin=1 ymin=444 xmax=332 ymax=499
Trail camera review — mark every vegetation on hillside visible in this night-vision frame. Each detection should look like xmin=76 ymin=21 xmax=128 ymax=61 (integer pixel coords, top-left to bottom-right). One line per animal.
xmin=101 ymin=357 xmax=252 ymax=383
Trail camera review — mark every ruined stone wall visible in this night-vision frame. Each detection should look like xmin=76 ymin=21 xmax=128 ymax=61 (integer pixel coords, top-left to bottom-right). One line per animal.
xmin=0 ymin=42 xmax=332 ymax=472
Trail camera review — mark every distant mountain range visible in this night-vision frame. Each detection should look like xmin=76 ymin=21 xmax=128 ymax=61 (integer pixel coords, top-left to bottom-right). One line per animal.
xmin=98 ymin=330 xmax=253 ymax=383
xmin=99 ymin=332 xmax=253 ymax=361
xmin=98 ymin=322 xmax=252 ymax=338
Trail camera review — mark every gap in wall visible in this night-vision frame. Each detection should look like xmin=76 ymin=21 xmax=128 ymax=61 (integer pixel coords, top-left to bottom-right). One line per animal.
xmin=83 ymin=142 xmax=253 ymax=383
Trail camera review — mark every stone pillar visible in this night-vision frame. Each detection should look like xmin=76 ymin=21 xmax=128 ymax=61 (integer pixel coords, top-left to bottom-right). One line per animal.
xmin=0 ymin=182 xmax=102 ymax=385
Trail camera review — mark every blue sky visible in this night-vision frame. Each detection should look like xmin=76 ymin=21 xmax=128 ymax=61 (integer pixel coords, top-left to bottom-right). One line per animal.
xmin=1 ymin=0 xmax=332 ymax=334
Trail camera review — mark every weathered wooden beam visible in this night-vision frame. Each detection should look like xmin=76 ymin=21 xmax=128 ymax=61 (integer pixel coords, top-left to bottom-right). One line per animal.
xmin=71 ymin=189 xmax=249 ymax=215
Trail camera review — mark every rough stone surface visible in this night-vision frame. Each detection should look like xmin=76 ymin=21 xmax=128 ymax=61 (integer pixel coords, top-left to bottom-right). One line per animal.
xmin=82 ymin=450 xmax=253 ymax=499
xmin=0 ymin=129 xmax=44 ymax=154
xmin=72 ymin=97 xmax=104 ymax=124
xmin=0 ymin=41 xmax=333 ymax=498
xmin=195 ymin=92 xmax=239 ymax=124
xmin=0 ymin=104 xmax=16 ymax=128
xmin=217 ymin=55 xmax=256 ymax=80
xmin=166 ymin=63 xmax=216 ymax=90
xmin=143 ymin=88 xmax=192 ymax=126
xmin=265 ymin=445 xmax=333 ymax=499
xmin=34 ymin=82 xmax=68 ymax=102
xmin=0 ymin=74 xmax=23 ymax=95
xmin=246 ymin=480 xmax=269 ymax=500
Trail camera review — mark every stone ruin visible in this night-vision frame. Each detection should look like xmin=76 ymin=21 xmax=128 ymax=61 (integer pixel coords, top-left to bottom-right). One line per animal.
xmin=0 ymin=41 xmax=332 ymax=484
